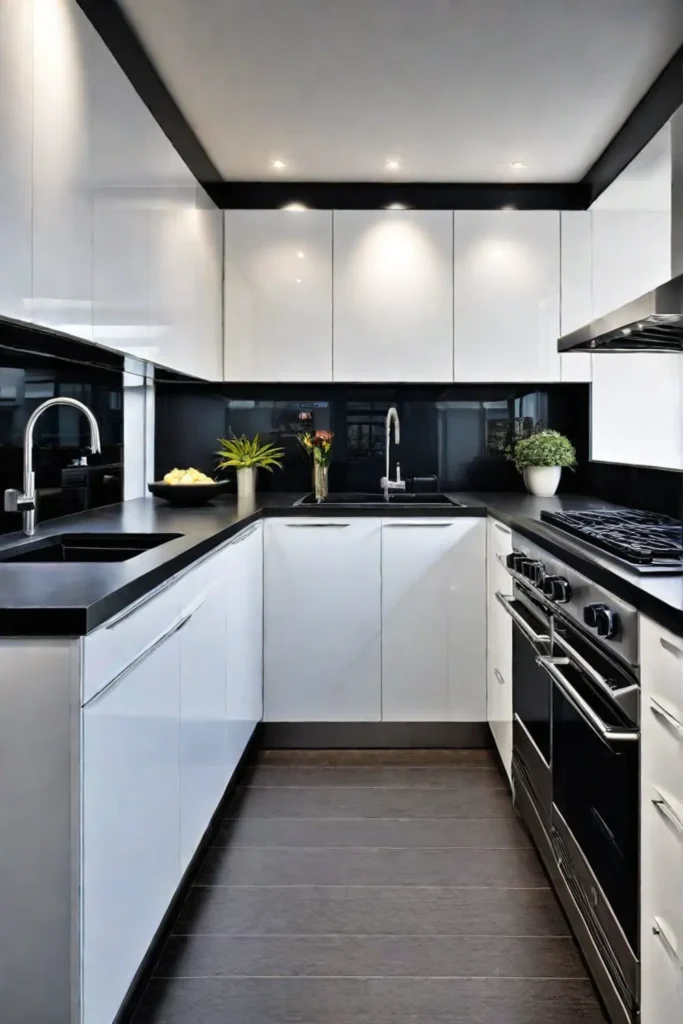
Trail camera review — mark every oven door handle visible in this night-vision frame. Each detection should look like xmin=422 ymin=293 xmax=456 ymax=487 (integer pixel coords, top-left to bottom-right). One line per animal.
xmin=495 ymin=591 xmax=550 ymax=647
xmin=551 ymin=630 xmax=639 ymax=701
xmin=537 ymin=655 xmax=639 ymax=747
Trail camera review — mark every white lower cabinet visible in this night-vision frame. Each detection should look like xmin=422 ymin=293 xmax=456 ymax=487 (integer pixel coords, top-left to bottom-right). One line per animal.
xmin=486 ymin=517 xmax=513 ymax=779
xmin=381 ymin=518 xmax=486 ymax=721
xmin=82 ymin=623 xmax=182 ymax=1024
xmin=264 ymin=518 xmax=382 ymax=721
xmin=640 ymin=615 xmax=683 ymax=1024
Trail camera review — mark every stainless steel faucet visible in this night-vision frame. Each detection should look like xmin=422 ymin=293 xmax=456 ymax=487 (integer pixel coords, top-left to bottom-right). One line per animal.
xmin=4 ymin=398 xmax=102 ymax=536
xmin=380 ymin=406 xmax=406 ymax=499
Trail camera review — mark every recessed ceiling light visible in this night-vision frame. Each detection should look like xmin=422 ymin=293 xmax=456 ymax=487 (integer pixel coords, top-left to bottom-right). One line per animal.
xmin=296 ymin=277 xmax=302 ymax=284
xmin=271 ymin=158 xmax=286 ymax=170
xmin=297 ymin=251 xmax=305 ymax=259
xmin=510 ymin=161 xmax=527 ymax=170
xmin=386 ymin=158 xmax=401 ymax=171
xmin=386 ymin=203 xmax=407 ymax=210
xmin=622 ymin=327 xmax=632 ymax=336
xmin=282 ymin=203 xmax=307 ymax=212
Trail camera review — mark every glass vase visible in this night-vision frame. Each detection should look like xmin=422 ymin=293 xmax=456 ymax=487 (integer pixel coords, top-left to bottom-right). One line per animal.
xmin=313 ymin=461 xmax=329 ymax=502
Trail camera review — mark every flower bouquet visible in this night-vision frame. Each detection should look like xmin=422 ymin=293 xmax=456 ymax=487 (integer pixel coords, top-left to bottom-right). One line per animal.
xmin=298 ymin=430 xmax=334 ymax=500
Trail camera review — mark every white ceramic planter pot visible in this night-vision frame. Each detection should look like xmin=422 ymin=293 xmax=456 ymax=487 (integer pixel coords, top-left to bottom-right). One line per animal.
xmin=523 ymin=465 xmax=562 ymax=497
xmin=236 ymin=466 xmax=256 ymax=503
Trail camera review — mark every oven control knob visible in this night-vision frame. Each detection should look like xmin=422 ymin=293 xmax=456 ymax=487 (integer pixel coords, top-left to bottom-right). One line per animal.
xmin=595 ymin=607 xmax=620 ymax=639
xmin=583 ymin=602 xmax=607 ymax=628
xmin=546 ymin=576 xmax=572 ymax=603
xmin=506 ymin=552 xmax=527 ymax=573
xmin=522 ymin=559 xmax=544 ymax=584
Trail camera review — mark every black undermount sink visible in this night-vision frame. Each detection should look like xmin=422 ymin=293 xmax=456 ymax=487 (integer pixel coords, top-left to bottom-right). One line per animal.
xmin=0 ymin=533 xmax=183 ymax=564
xmin=297 ymin=493 xmax=463 ymax=507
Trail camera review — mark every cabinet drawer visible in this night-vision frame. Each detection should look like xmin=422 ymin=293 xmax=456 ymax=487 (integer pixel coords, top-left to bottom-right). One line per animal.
xmin=641 ymin=616 xmax=683 ymax=722
xmin=645 ymin=692 xmax=683 ymax=804
xmin=487 ymin=516 xmax=512 ymax=563
xmin=82 ymin=581 xmax=181 ymax=705
xmin=643 ymin=785 xmax=683 ymax=944
xmin=641 ymin=910 xmax=683 ymax=1024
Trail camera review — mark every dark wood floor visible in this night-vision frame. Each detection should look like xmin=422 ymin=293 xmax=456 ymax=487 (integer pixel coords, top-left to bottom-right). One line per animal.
xmin=133 ymin=749 xmax=608 ymax=1023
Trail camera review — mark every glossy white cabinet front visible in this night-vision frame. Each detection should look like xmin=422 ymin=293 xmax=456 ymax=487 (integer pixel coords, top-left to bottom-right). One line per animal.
xmin=559 ymin=211 xmax=592 ymax=383
xmin=333 ymin=211 xmax=454 ymax=382
xmin=0 ymin=0 xmax=33 ymax=323
xmin=82 ymin=627 xmax=181 ymax=1024
xmin=453 ymin=211 xmax=561 ymax=381
xmin=224 ymin=210 xmax=333 ymax=381
xmin=591 ymin=353 xmax=683 ymax=470
xmin=264 ymin=519 xmax=382 ymax=721
xmin=381 ymin=518 xmax=486 ymax=721
xmin=486 ymin=517 xmax=513 ymax=780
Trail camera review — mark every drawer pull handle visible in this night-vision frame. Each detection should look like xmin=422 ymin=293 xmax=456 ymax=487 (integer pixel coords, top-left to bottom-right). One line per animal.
xmin=494 ymin=522 xmax=511 ymax=536
xmin=660 ymin=637 xmax=683 ymax=660
xmin=652 ymin=916 xmax=683 ymax=968
xmin=384 ymin=522 xmax=452 ymax=528
xmin=652 ymin=786 xmax=683 ymax=835
xmin=228 ymin=523 xmax=260 ymax=544
xmin=286 ymin=523 xmax=350 ymax=528
xmin=494 ymin=668 xmax=506 ymax=686
xmin=650 ymin=696 xmax=683 ymax=737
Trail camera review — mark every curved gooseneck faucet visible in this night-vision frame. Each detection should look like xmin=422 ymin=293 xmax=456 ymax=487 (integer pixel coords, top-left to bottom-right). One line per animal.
xmin=380 ymin=406 xmax=406 ymax=499
xmin=4 ymin=398 xmax=102 ymax=536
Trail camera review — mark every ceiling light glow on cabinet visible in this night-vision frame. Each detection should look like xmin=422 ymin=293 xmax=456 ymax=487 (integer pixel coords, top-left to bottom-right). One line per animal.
xmin=282 ymin=203 xmax=307 ymax=212
xmin=297 ymin=251 xmax=305 ymax=259
xmin=510 ymin=161 xmax=526 ymax=170
xmin=270 ymin=158 xmax=286 ymax=170
xmin=386 ymin=203 xmax=407 ymax=210
xmin=386 ymin=158 xmax=401 ymax=171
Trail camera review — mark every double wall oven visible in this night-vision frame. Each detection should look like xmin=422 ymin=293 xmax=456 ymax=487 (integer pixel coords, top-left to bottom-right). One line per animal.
xmin=497 ymin=535 xmax=640 ymax=1024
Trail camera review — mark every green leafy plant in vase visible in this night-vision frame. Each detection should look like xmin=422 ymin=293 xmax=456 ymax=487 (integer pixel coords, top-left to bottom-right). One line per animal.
xmin=216 ymin=435 xmax=285 ymax=503
xmin=298 ymin=430 xmax=333 ymax=501
xmin=507 ymin=430 xmax=577 ymax=497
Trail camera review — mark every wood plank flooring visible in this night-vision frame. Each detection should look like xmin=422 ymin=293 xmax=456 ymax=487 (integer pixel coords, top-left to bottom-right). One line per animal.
xmin=132 ymin=749 xmax=608 ymax=1023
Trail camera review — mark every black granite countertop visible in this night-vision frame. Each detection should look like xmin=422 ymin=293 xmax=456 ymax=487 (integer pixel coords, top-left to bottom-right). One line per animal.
xmin=0 ymin=491 xmax=680 ymax=638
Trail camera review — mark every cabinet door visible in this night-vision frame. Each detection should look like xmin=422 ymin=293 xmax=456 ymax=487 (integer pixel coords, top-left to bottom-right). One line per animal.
xmin=333 ymin=210 xmax=454 ymax=382
xmin=591 ymin=210 xmax=671 ymax=319
xmin=178 ymin=570 xmax=229 ymax=871
xmin=224 ymin=210 xmax=333 ymax=381
xmin=264 ymin=518 xmax=382 ymax=721
xmin=381 ymin=518 xmax=486 ymax=722
xmin=560 ymin=211 xmax=592 ymax=383
xmin=82 ymin=627 xmax=181 ymax=1024
xmin=193 ymin=187 xmax=224 ymax=381
xmin=591 ymin=353 xmax=683 ymax=470
xmin=453 ymin=211 xmax=560 ymax=381
xmin=486 ymin=517 xmax=513 ymax=779
xmin=224 ymin=523 xmax=264 ymax=774
xmin=32 ymin=0 xmax=95 ymax=340
xmin=0 ymin=0 xmax=32 ymax=323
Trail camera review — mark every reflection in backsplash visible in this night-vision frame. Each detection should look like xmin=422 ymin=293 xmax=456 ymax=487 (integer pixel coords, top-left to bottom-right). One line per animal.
xmin=0 ymin=360 xmax=124 ymax=535
xmin=155 ymin=384 xmax=590 ymax=495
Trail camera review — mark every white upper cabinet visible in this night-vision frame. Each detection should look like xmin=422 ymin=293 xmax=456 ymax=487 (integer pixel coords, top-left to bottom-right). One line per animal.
xmin=591 ymin=353 xmax=683 ymax=470
xmin=333 ymin=210 xmax=454 ymax=382
xmin=193 ymin=187 xmax=224 ymax=381
xmin=0 ymin=0 xmax=33 ymax=324
xmin=559 ymin=211 xmax=592 ymax=382
xmin=453 ymin=211 xmax=561 ymax=381
xmin=32 ymin=0 xmax=95 ymax=340
xmin=591 ymin=210 xmax=671 ymax=319
xmin=224 ymin=210 xmax=333 ymax=381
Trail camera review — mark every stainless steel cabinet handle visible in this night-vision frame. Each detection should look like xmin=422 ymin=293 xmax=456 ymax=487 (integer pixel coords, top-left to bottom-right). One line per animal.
xmin=650 ymin=696 xmax=683 ymax=737
xmin=537 ymin=655 xmax=639 ymax=745
xmin=105 ymin=576 xmax=176 ymax=629
xmin=495 ymin=591 xmax=550 ymax=646
xmin=384 ymin=522 xmax=452 ymax=528
xmin=84 ymin=612 xmax=193 ymax=708
xmin=652 ymin=916 xmax=683 ymax=967
xmin=652 ymin=785 xmax=683 ymax=835
xmin=494 ymin=522 xmax=511 ymax=536
xmin=285 ymin=522 xmax=350 ymax=528
xmin=228 ymin=523 xmax=259 ymax=544
xmin=660 ymin=636 xmax=683 ymax=659
xmin=494 ymin=668 xmax=506 ymax=686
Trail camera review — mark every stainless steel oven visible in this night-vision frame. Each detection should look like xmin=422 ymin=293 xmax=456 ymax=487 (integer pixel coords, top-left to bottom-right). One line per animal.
xmin=497 ymin=536 xmax=640 ymax=1024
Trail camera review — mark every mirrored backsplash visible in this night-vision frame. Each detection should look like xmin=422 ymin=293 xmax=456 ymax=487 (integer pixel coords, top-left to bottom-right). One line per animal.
xmin=155 ymin=383 xmax=591 ymax=494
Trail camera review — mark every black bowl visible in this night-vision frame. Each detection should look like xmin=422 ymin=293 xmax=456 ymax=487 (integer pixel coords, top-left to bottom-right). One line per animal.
xmin=148 ymin=480 xmax=231 ymax=507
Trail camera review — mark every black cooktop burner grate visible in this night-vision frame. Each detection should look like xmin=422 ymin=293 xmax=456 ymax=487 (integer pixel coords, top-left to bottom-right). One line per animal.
xmin=540 ymin=508 xmax=683 ymax=569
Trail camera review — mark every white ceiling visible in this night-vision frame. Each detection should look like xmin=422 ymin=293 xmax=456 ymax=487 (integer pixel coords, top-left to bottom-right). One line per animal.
xmin=119 ymin=0 xmax=683 ymax=183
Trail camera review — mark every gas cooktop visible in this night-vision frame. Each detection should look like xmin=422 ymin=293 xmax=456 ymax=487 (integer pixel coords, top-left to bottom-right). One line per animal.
xmin=540 ymin=508 xmax=683 ymax=575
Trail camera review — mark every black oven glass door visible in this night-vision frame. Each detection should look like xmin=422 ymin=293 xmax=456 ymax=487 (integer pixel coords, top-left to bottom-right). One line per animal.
xmin=508 ymin=594 xmax=553 ymax=763
xmin=549 ymin=654 xmax=639 ymax=952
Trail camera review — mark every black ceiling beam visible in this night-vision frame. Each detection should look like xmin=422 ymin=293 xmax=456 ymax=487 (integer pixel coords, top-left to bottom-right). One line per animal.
xmin=213 ymin=181 xmax=590 ymax=211
xmin=582 ymin=42 xmax=683 ymax=205
xmin=75 ymin=0 xmax=223 ymax=203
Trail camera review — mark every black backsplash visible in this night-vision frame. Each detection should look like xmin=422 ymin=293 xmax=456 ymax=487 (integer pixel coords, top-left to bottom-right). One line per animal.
xmin=156 ymin=382 xmax=592 ymax=493
xmin=0 ymin=325 xmax=124 ymax=535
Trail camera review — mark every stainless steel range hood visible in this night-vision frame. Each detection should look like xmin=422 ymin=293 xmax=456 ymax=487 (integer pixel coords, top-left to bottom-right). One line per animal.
xmin=558 ymin=272 xmax=683 ymax=353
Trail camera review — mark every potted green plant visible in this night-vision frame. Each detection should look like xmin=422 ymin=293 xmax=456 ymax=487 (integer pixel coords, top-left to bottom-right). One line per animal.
xmin=216 ymin=435 xmax=285 ymax=503
xmin=508 ymin=430 xmax=577 ymax=497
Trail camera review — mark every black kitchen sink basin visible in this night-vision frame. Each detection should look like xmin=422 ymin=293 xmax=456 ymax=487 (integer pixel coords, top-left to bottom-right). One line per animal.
xmin=0 ymin=533 xmax=183 ymax=564
xmin=296 ymin=493 xmax=463 ymax=507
